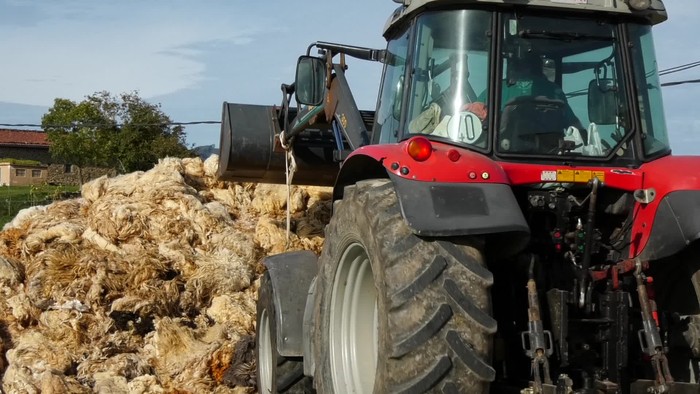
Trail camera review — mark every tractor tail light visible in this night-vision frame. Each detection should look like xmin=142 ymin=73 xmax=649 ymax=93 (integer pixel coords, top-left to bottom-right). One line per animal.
xmin=407 ymin=137 xmax=432 ymax=162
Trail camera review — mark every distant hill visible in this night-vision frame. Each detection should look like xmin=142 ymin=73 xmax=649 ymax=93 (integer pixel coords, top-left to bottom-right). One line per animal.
xmin=0 ymin=102 xmax=49 ymax=128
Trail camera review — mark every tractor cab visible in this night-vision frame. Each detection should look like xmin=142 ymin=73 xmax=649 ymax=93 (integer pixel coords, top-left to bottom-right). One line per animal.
xmin=220 ymin=0 xmax=700 ymax=392
xmin=373 ymin=1 xmax=670 ymax=166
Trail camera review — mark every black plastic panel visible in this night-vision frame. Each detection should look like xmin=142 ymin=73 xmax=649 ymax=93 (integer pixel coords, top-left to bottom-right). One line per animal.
xmin=389 ymin=173 xmax=530 ymax=238
xmin=639 ymin=190 xmax=700 ymax=261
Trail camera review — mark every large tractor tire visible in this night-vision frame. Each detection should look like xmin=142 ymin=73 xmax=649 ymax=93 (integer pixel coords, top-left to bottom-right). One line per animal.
xmin=312 ymin=179 xmax=496 ymax=393
xmin=256 ymin=272 xmax=314 ymax=393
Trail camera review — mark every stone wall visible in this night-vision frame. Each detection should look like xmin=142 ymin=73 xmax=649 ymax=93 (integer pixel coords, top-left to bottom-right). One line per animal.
xmin=47 ymin=164 xmax=116 ymax=185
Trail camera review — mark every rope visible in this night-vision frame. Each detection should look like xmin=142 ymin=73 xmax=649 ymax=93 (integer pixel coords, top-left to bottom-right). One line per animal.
xmin=280 ymin=132 xmax=297 ymax=250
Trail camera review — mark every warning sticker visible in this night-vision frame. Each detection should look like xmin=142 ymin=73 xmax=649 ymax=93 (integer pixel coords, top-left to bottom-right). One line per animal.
xmin=592 ymin=171 xmax=606 ymax=182
xmin=541 ymin=171 xmax=557 ymax=182
xmin=574 ymin=170 xmax=591 ymax=183
xmin=555 ymin=169 xmax=606 ymax=183
xmin=540 ymin=169 xmax=606 ymax=183
xmin=557 ymin=170 xmax=575 ymax=182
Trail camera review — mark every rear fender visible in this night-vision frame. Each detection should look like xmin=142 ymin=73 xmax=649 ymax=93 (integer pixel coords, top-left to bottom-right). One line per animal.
xmin=335 ymin=142 xmax=530 ymax=254
xmin=261 ymin=251 xmax=318 ymax=357
xmin=638 ymin=190 xmax=700 ymax=261
xmin=633 ymin=156 xmax=700 ymax=260
xmin=334 ymin=140 xmax=511 ymax=199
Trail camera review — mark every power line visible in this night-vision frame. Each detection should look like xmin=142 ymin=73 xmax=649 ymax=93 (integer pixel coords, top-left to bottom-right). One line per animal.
xmin=660 ymin=79 xmax=700 ymax=87
xmin=659 ymin=61 xmax=700 ymax=76
xmin=0 ymin=120 xmax=221 ymax=129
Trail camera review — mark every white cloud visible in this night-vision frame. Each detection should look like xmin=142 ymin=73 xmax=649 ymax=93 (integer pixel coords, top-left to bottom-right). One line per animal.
xmin=0 ymin=1 xmax=264 ymax=105
xmin=654 ymin=2 xmax=700 ymax=154
xmin=655 ymin=2 xmax=700 ymax=69
xmin=667 ymin=118 xmax=700 ymax=155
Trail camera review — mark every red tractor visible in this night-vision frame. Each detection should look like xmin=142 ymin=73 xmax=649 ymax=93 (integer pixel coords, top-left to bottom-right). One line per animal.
xmin=218 ymin=0 xmax=700 ymax=392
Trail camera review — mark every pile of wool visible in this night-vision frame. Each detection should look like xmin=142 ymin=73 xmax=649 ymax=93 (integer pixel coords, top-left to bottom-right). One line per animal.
xmin=0 ymin=156 xmax=331 ymax=393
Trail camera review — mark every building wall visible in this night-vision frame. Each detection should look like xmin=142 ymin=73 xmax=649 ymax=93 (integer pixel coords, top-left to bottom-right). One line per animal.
xmin=0 ymin=165 xmax=9 ymax=186
xmin=0 ymin=163 xmax=48 ymax=186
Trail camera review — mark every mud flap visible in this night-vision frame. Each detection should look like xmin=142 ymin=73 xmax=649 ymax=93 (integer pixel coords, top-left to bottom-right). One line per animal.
xmin=388 ymin=173 xmax=530 ymax=256
xmin=389 ymin=173 xmax=529 ymax=237
xmin=262 ymin=250 xmax=318 ymax=357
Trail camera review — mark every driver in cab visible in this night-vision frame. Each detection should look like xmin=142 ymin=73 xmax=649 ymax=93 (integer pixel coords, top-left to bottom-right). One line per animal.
xmin=410 ymin=51 xmax=584 ymax=152
xmin=464 ymin=51 xmax=584 ymax=153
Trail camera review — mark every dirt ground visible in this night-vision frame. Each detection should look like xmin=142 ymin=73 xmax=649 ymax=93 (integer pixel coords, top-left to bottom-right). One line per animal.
xmin=0 ymin=156 xmax=331 ymax=393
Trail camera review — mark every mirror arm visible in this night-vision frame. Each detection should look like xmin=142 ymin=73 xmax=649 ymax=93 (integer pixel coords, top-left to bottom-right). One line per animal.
xmin=311 ymin=41 xmax=386 ymax=63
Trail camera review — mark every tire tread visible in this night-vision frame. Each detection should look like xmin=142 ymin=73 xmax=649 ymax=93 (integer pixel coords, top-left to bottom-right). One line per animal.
xmin=314 ymin=179 xmax=494 ymax=394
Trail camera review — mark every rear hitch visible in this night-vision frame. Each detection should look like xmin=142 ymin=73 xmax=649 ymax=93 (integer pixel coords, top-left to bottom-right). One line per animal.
xmin=635 ymin=260 xmax=674 ymax=393
xmin=520 ymin=374 xmax=574 ymax=394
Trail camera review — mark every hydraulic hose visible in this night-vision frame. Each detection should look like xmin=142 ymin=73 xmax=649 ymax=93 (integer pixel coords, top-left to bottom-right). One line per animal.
xmin=579 ymin=177 xmax=600 ymax=308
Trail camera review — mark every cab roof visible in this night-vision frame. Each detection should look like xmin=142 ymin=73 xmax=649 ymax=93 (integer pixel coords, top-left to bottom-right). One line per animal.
xmin=384 ymin=0 xmax=667 ymax=38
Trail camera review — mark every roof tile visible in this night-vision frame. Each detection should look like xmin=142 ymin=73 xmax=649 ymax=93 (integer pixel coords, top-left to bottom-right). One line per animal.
xmin=0 ymin=129 xmax=49 ymax=147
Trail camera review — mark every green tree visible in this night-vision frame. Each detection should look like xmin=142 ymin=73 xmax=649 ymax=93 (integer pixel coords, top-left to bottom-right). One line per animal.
xmin=42 ymin=91 xmax=193 ymax=181
xmin=42 ymin=97 xmax=115 ymax=184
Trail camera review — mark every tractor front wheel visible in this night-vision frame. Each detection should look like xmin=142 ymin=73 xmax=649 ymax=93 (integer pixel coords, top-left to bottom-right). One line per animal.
xmin=312 ymin=179 xmax=496 ymax=393
xmin=256 ymin=272 xmax=314 ymax=393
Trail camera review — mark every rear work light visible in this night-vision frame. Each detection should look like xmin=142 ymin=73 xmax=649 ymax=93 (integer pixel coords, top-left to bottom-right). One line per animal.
xmin=406 ymin=137 xmax=433 ymax=162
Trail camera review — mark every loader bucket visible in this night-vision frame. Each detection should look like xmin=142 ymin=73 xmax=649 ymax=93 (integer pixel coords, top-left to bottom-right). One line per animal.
xmin=217 ymin=102 xmax=339 ymax=186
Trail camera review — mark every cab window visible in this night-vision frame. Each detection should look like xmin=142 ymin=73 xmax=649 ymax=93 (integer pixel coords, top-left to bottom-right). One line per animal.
xmin=374 ymin=25 xmax=410 ymax=144
xmin=629 ymin=24 xmax=670 ymax=157
xmin=404 ymin=10 xmax=493 ymax=150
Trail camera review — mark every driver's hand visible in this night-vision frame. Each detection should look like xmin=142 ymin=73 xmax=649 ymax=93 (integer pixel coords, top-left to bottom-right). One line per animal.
xmin=461 ymin=102 xmax=487 ymax=121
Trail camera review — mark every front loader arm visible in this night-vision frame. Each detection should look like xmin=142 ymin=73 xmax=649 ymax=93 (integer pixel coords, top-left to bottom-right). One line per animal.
xmin=281 ymin=42 xmax=383 ymax=160
xmin=323 ymin=63 xmax=371 ymax=156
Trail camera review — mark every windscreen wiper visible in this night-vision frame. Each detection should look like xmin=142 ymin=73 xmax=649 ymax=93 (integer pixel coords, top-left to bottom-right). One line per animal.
xmin=519 ymin=30 xmax=614 ymax=42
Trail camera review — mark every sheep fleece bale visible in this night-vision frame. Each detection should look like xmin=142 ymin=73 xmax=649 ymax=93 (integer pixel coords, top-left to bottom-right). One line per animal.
xmin=0 ymin=155 xmax=331 ymax=392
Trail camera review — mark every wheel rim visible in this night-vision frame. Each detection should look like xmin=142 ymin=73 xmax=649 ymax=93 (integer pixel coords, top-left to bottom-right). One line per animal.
xmin=258 ymin=308 xmax=273 ymax=394
xmin=329 ymin=242 xmax=378 ymax=393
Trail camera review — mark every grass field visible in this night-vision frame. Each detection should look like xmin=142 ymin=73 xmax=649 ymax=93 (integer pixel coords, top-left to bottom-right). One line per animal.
xmin=0 ymin=184 xmax=80 ymax=227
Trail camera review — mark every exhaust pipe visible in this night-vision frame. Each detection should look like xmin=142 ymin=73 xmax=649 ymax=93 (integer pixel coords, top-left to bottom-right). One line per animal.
xmin=217 ymin=102 xmax=340 ymax=186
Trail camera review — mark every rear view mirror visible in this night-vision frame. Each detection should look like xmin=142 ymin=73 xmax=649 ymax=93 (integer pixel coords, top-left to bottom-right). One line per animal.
xmin=588 ymin=79 xmax=617 ymax=125
xmin=295 ymin=56 xmax=326 ymax=106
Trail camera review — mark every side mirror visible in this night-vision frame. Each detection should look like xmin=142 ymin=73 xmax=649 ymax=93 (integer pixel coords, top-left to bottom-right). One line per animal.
xmin=588 ymin=79 xmax=617 ymax=125
xmin=295 ymin=56 xmax=326 ymax=106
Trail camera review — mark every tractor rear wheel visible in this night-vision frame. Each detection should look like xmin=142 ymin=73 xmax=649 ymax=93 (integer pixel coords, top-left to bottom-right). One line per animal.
xmin=312 ymin=179 xmax=496 ymax=393
xmin=256 ymin=272 xmax=314 ymax=393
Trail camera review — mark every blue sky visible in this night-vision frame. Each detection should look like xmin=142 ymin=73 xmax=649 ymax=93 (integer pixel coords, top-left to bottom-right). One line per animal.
xmin=0 ymin=1 xmax=698 ymax=154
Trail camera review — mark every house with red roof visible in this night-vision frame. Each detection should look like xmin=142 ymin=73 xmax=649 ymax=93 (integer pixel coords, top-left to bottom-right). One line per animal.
xmin=0 ymin=129 xmax=51 ymax=163
xmin=0 ymin=129 xmax=50 ymax=186
xmin=0 ymin=129 xmax=112 ymax=185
